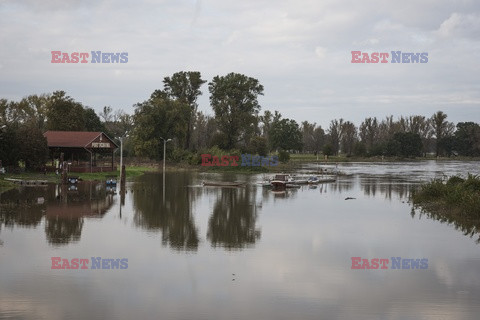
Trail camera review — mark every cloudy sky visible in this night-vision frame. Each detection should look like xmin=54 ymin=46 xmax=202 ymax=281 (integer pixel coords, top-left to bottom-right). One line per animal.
xmin=0 ymin=0 xmax=479 ymax=128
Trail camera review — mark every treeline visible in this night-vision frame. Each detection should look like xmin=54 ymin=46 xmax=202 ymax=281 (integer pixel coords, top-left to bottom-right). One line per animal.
xmin=1 ymin=71 xmax=480 ymax=170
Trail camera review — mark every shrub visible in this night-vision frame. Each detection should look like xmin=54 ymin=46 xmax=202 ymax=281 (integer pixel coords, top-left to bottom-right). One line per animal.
xmin=278 ymin=150 xmax=290 ymax=163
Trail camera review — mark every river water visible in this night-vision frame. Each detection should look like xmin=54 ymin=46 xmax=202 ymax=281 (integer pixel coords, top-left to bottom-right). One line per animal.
xmin=1 ymin=161 xmax=480 ymax=320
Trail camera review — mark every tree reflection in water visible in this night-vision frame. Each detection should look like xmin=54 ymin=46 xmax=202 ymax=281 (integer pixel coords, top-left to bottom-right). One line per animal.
xmin=207 ymin=187 xmax=261 ymax=250
xmin=132 ymin=172 xmax=199 ymax=251
xmin=411 ymin=205 xmax=480 ymax=244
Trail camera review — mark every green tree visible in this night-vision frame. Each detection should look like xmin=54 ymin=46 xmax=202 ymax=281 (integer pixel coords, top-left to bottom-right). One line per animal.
xmin=131 ymin=93 xmax=190 ymax=159
xmin=249 ymin=136 xmax=268 ymax=156
xmin=359 ymin=117 xmax=379 ymax=153
xmin=328 ymin=119 xmax=344 ymax=155
xmin=341 ymin=121 xmax=357 ymax=156
xmin=16 ymin=122 xmax=49 ymax=170
xmin=0 ymin=123 xmax=20 ymax=168
xmin=46 ymin=91 xmax=86 ymax=131
xmin=386 ymin=132 xmax=423 ymax=158
xmin=454 ymin=122 xmax=480 ymax=156
xmin=209 ymin=73 xmax=264 ymax=149
xmin=431 ymin=111 xmax=454 ymax=156
xmin=269 ymin=117 xmax=303 ymax=151
xmin=84 ymin=108 xmax=105 ymax=132
xmin=322 ymin=144 xmax=333 ymax=157
xmin=163 ymin=71 xmax=206 ymax=150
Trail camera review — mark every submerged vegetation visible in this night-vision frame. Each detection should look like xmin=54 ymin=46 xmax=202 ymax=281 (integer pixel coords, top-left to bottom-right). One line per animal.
xmin=411 ymin=175 xmax=480 ymax=243
xmin=412 ymin=175 xmax=480 ymax=216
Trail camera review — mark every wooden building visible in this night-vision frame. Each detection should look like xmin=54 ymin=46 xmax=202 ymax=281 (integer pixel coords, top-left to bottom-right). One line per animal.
xmin=44 ymin=131 xmax=118 ymax=173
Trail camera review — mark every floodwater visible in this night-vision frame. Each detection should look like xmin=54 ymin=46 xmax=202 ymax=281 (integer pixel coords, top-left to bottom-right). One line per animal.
xmin=1 ymin=160 xmax=480 ymax=320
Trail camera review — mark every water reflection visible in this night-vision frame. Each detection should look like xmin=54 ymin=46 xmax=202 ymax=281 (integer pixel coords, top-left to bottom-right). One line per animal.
xmin=412 ymin=205 xmax=480 ymax=244
xmin=132 ymin=172 xmax=200 ymax=251
xmin=207 ymin=187 xmax=261 ymax=250
xmin=360 ymin=176 xmax=416 ymax=200
xmin=0 ymin=182 xmax=114 ymax=245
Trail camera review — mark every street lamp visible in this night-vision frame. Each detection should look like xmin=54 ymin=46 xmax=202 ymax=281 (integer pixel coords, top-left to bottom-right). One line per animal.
xmin=160 ymin=137 xmax=172 ymax=173
xmin=116 ymin=132 xmax=129 ymax=181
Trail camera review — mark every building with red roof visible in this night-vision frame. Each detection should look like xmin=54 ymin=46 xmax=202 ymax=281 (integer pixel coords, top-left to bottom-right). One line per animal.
xmin=43 ymin=131 xmax=118 ymax=173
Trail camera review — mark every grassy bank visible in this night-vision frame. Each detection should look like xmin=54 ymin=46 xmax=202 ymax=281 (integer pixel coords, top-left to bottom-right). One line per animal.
xmin=0 ymin=165 xmax=157 ymax=185
xmin=412 ymin=175 xmax=480 ymax=216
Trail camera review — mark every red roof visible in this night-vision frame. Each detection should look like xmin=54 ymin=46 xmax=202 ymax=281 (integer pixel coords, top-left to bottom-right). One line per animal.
xmin=43 ymin=131 xmax=117 ymax=148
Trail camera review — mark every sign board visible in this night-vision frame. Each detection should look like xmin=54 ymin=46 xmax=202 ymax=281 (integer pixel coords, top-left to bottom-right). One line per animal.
xmin=92 ymin=142 xmax=111 ymax=148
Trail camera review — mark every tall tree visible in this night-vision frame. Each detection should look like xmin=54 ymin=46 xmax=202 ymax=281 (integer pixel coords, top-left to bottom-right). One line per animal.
xmin=301 ymin=121 xmax=316 ymax=152
xmin=84 ymin=108 xmax=105 ymax=132
xmin=269 ymin=117 xmax=303 ymax=151
xmin=46 ymin=91 xmax=86 ymax=131
xmin=163 ymin=71 xmax=206 ymax=150
xmin=341 ymin=121 xmax=357 ymax=156
xmin=454 ymin=122 xmax=480 ymax=156
xmin=312 ymin=126 xmax=326 ymax=154
xmin=359 ymin=117 xmax=379 ymax=152
xmin=431 ymin=111 xmax=454 ymax=156
xmin=131 ymin=93 xmax=190 ymax=159
xmin=328 ymin=119 xmax=344 ymax=155
xmin=209 ymin=73 xmax=264 ymax=149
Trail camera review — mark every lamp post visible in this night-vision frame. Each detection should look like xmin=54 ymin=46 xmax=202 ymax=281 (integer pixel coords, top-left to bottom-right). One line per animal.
xmin=160 ymin=137 xmax=172 ymax=173
xmin=116 ymin=132 xmax=128 ymax=184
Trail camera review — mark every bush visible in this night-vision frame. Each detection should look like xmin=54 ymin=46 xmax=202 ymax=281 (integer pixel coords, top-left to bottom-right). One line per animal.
xmin=278 ymin=150 xmax=290 ymax=163
xmin=249 ymin=136 xmax=268 ymax=156
xmin=322 ymin=144 xmax=333 ymax=157
xmin=446 ymin=176 xmax=465 ymax=187
xmin=353 ymin=142 xmax=367 ymax=157
xmin=412 ymin=174 xmax=480 ymax=216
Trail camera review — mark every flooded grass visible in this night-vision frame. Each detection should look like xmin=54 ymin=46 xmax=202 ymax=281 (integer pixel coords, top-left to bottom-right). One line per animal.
xmin=412 ymin=174 xmax=480 ymax=216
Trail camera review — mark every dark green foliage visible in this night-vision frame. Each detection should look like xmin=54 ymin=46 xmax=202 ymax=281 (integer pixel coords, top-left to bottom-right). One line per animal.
xmin=278 ymin=150 xmax=290 ymax=163
xmin=386 ymin=132 xmax=422 ymax=158
xmin=0 ymin=124 xmax=20 ymax=167
xmin=454 ymin=122 xmax=480 ymax=156
xmin=84 ymin=107 xmax=105 ymax=132
xmin=131 ymin=94 xmax=190 ymax=160
xmin=270 ymin=117 xmax=303 ymax=151
xmin=16 ymin=123 xmax=49 ymax=170
xmin=322 ymin=144 xmax=333 ymax=157
xmin=163 ymin=71 xmax=206 ymax=150
xmin=209 ymin=73 xmax=264 ymax=149
xmin=249 ymin=136 xmax=268 ymax=156
xmin=412 ymin=174 xmax=480 ymax=216
xmin=46 ymin=91 xmax=86 ymax=131
xmin=353 ymin=142 xmax=367 ymax=157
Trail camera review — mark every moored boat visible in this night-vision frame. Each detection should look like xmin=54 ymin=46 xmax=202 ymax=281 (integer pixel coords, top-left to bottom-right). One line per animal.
xmin=270 ymin=174 xmax=293 ymax=189
xmin=202 ymin=181 xmax=246 ymax=187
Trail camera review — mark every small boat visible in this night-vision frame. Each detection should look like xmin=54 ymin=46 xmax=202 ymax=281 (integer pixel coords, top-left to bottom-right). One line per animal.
xmin=307 ymin=176 xmax=336 ymax=184
xmin=270 ymin=174 xmax=293 ymax=189
xmin=67 ymin=177 xmax=79 ymax=184
xmin=291 ymin=177 xmax=309 ymax=184
xmin=202 ymin=181 xmax=246 ymax=187
xmin=106 ymin=177 xmax=117 ymax=186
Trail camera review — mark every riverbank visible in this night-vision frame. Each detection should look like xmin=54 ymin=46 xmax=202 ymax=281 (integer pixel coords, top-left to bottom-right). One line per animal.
xmin=0 ymin=166 xmax=158 ymax=192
